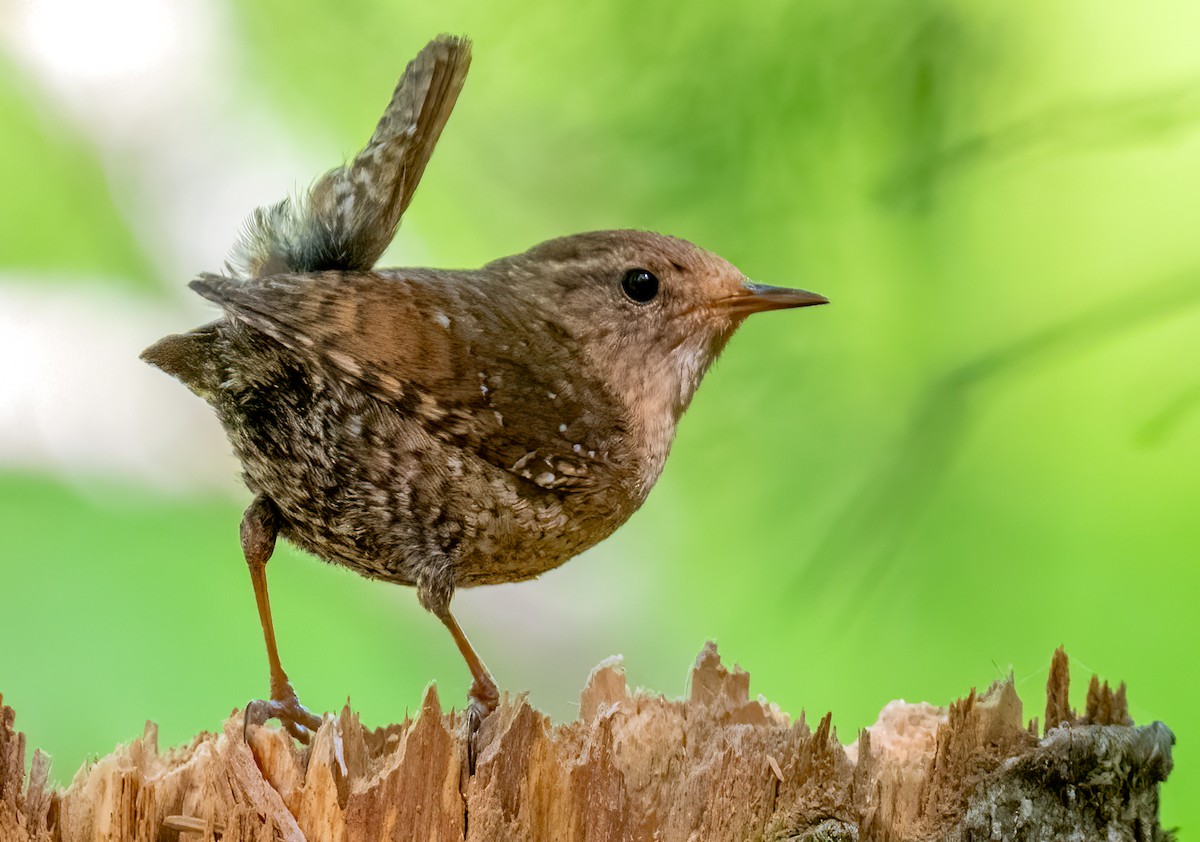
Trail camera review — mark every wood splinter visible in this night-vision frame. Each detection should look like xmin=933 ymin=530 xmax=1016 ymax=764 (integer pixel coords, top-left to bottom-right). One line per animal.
xmin=0 ymin=645 xmax=1173 ymax=841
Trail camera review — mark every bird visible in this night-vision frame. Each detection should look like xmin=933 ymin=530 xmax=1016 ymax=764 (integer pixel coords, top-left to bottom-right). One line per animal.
xmin=141 ymin=34 xmax=827 ymax=746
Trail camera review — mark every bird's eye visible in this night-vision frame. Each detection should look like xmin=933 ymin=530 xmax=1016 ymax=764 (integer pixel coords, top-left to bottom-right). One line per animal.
xmin=621 ymin=268 xmax=659 ymax=304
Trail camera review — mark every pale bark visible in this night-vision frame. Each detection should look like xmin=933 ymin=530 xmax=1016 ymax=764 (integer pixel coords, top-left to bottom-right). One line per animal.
xmin=0 ymin=646 xmax=1173 ymax=841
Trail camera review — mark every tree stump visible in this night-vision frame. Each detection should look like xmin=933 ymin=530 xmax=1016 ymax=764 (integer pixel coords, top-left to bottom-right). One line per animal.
xmin=0 ymin=646 xmax=1173 ymax=841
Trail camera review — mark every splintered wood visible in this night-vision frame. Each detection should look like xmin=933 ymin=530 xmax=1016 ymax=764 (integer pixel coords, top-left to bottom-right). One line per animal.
xmin=0 ymin=646 xmax=1174 ymax=841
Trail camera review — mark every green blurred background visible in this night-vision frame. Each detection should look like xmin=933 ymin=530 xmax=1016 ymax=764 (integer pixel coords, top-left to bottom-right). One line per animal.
xmin=2 ymin=0 xmax=1198 ymax=832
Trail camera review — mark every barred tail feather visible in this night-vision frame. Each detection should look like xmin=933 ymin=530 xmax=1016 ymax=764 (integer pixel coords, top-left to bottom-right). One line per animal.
xmin=225 ymin=35 xmax=472 ymax=280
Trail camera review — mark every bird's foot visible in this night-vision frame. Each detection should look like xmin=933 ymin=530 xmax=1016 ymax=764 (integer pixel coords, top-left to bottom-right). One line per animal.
xmin=243 ymin=681 xmax=324 ymax=744
xmin=465 ymin=676 xmax=499 ymax=774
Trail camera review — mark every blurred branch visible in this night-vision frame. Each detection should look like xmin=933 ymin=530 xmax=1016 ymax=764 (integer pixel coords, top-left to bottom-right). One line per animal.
xmin=1137 ymin=382 xmax=1200 ymax=447
xmin=793 ymin=272 xmax=1200 ymax=602
xmin=880 ymin=79 xmax=1200 ymax=209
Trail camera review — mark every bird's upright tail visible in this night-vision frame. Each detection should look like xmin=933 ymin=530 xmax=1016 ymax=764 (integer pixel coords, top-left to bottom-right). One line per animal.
xmin=225 ymin=35 xmax=472 ymax=280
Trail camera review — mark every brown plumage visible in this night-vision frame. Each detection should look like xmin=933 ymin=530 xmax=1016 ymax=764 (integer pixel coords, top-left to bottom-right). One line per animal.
xmin=141 ymin=35 xmax=827 ymax=748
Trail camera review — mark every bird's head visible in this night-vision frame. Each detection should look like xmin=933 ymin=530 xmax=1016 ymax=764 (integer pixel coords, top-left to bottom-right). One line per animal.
xmin=487 ymin=230 xmax=827 ymax=427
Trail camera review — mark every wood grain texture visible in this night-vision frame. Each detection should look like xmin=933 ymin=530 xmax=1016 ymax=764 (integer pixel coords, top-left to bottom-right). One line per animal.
xmin=0 ymin=645 xmax=1174 ymax=841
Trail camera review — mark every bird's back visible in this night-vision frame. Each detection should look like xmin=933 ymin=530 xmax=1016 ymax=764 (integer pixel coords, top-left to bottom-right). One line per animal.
xmin=147 ymin=269 xmax=645 ymax=589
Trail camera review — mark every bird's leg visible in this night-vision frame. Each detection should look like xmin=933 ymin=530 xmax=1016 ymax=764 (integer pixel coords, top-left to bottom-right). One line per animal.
xmin=439 ymin=608 xmax=500 ymax=720
xmin=418 ymin=567 xmax=497 ymax=770
xmin=239 ymin=495 xmax=323 ymax=743
xmin=436 ymin=607 xmax=499 ymax=771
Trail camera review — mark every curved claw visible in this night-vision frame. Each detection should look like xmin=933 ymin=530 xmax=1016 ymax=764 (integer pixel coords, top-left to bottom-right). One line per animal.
xmin=243 ymin=690 xmax=324 ymax=744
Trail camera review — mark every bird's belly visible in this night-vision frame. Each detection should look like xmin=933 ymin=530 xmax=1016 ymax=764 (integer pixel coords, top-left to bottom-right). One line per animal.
xmin=253 ymin=448 xmax=617 ymax=589
xmin=221 ymin=373 xmax=628 ymax=590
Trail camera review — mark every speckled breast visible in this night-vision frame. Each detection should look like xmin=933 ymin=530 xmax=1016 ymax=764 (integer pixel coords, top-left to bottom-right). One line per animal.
xmin=212 ymin=326 xmax=634 ymax=590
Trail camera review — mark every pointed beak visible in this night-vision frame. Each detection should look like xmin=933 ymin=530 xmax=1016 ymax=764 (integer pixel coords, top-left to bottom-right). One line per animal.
xmin=717 ymin=282 xmax=829 ymax=316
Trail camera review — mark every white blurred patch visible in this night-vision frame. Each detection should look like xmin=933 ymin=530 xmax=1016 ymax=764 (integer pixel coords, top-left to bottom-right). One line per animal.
xmin=0 ymin=0 xmax=297 ymax=494
xmin=9 ymin=0 xmax=190 ymax=98
xmin=0 ymin=0 xmax=319 ymax=284
xmin=0 ymin=277 xmax=239 ymax=494
xmin=1 ymin=0 xmax=217 ymax=150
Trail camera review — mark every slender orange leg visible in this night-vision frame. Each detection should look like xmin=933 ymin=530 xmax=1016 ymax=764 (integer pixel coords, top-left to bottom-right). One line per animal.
xmin=439 ymin=609 xmax=500 ymax=712
xmin=240 ymin=495 xmax=322 ymax=742
xmin=437 ymin=608 xmax=499 ymax=770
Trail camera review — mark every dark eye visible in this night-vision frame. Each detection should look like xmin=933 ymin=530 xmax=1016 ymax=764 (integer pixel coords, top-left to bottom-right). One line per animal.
xmin=621 ymin=268 xmax=659 ymax=304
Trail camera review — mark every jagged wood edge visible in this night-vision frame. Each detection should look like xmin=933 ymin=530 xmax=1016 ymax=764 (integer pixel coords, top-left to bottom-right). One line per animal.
xmin=0 ymin=646 xmax=1174 ymax=842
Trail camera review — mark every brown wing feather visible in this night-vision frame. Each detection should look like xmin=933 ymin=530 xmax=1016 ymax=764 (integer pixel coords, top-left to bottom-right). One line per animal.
xmin=190 ymin=271 xmax=626 ymax=493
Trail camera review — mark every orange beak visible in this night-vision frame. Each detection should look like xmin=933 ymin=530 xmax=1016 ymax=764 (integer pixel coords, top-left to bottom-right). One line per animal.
xmin=717 ymin=282 xmax=829 ymax=316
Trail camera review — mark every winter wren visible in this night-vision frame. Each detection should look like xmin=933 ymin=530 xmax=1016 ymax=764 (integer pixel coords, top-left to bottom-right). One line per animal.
xmin=141 ymin=35 xmax=827 ymax=743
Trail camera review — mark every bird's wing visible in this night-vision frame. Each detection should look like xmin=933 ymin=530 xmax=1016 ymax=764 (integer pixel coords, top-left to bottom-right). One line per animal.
xmin=191 ymin=272 xmax=625 ymax=493
xmin=227 ymin=36 xmax=472 ymax=279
